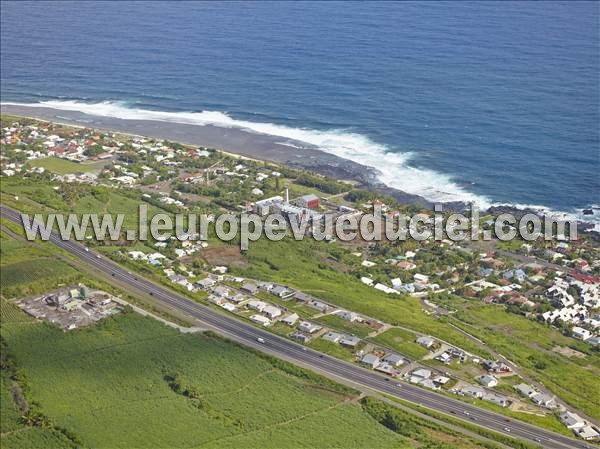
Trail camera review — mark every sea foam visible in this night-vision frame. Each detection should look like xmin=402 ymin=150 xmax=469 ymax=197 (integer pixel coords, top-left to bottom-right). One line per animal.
xmin=4 ymin=100 xmax=599 ymax=230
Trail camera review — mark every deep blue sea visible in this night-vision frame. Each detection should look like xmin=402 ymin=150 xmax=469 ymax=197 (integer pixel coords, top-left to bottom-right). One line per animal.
xmin=1 ymin=1 xmax=599 ymax=223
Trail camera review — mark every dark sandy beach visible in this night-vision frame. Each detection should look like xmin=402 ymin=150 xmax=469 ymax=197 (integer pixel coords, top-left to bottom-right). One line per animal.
xmin=1 ymin=104 xmax=437 ymax=207
xmin=3 ymin=104 xmax=599 ymax=234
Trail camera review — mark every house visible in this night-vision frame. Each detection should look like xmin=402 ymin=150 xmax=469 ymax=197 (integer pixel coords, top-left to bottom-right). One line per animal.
xmin=575 ymin=425 xmax=599 ymax=441
xmin=572 ymin=326 xmax=592 ymax=340
xmin=258 ymin=282 xmax=274 ymax=291
xmin=334 ymin=310 xmax=359 ymax=322
xmin=361 ymin=277 xmax=374 ymax=286
xmin=514 ymin=383 xmax=537 ymax=398
xmin=559 ymin=411 xmax=586 ymax=429
xmin=212 ymin=285 xmax=231 ymax=298
xmin=397 ymin=261 xmax=416 ymax=270
xmin=434 ymin=352 xmax=451 ymax=365
xmin=382 ymin=353 xmax=404 ymax=367
xmin=128 ymin=251 xmax=147 ymax=260
xmin=281 ymin=313 xmax=299 ymax=326
xmin=208 ymin=294 xmax=225 ymax=305
xmin=229 ymin=293 xmax=246 ymax=304
xmin=416 ymin=336 xmax=436 ymax=349
xmin=290 ymin=331 xmax=311 ymax=343
xmin=414 ymin=273 xmax=429 ymax=284
xmin=321 ymin=331 xmax=343 ymax=343
xmin=531 ymin=393 xmax=557 ymax=409
xmin=298 ymin=321 xmax=322 ymax=334
xmin=415 ymin=378 xmax=439 ymax=390
xmin=482 ymin=360 xmax=512 ymax=374
xmin=271 ymin=285 xmax=294 ymax=298
xmin=241 ymin=283 xmax=259 ymax=294
xmin=587 ymin=336 xmax=600 ymax=347
xmin=360 ymin=354 xmax=380 ymax=368
xmin=361 ymin=260 xmax=376 ymax=268
xmin=482 ymin=393 xmax=509 ymax=407
xmin=432 ymin=375 xmax=450 ymax=385
xmin=339 ymin=335 xmax=361 ymax=348
xmin=459 ymin=385 xmax=485 ymax=399
xmin=249 ymin=314 xmax=271 ymax=326
xmin=374 ymin=283 xmax=400 ymax=294
xmin=375 ymin=362 xmax=395 ymax=375
xmin=477 ymin=375 xmax=498 ymax=388
xmin=247 ymin=300 xmax=267 ymax=312
xmin=262 ymin=305 xmax=282 ymax=319
xmin=196 ymin=278 xmax=216 ymax=289
xmin=220 ymin=302 xmax=236 ymax=312
xmin=411 ymin=368 xmax=432 ymax=379
xmin=503 ymin=269 xmax=526 ymax=283
xmin=305 ymin=299 xmax=330 ymax=312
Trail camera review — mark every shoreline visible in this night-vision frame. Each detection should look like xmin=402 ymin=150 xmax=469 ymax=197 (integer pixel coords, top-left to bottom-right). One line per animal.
xmin=1 ymin=104 xmax=439 ymax=207
xmin=2 ymin=104 xmax=598 ymax=234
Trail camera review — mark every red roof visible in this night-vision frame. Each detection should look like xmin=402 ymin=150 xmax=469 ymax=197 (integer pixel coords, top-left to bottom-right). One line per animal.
xmin=570 ymin=271 xmax=599 ymax=284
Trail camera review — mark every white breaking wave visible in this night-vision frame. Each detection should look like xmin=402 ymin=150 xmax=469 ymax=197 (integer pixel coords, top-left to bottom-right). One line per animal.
xmin=4 ymin=100 xmax=492 ymax=205
xmin=4 ymin=100 xmax=599 ymax=230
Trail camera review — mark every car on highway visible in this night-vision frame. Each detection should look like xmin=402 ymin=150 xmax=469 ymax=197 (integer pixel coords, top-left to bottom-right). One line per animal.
xmin=84 ymin=248 xmax=89 ymax=252
xmin=257 ymin=337 xmax=265 ymax=344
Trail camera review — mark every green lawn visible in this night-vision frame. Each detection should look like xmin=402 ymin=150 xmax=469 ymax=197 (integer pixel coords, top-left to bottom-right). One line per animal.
xmin=28 ymin=157 xmax=105 ymax=175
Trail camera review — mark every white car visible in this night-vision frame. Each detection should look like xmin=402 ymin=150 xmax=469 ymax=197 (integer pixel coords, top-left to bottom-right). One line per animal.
xmin=84 ymin=248 xmax=89 ymax=252
xmin=257 ymin=337 xmax=265 ymax=344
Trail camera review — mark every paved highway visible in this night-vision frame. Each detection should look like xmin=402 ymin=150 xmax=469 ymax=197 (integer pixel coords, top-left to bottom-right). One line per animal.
xmin=1 ymin=206 xmax=591 ymax=449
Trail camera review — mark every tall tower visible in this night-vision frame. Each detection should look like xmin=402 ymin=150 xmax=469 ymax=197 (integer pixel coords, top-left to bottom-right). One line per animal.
xmin=285 ymin=184 xmax=289 ymax=203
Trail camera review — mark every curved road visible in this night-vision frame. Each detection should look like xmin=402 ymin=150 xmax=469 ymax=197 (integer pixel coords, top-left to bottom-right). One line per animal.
xmin=1 ymin=206 xmax=590 ymax=449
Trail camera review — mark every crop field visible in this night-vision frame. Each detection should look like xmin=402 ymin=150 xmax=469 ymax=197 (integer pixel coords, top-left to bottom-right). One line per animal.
xmin=0 ymin=300 xmax=414 ymax=449
xmin=0 ymin=234 xmax=80 ymax=298
xmin=1 ymin=259 xmax=74 ymax=288
xmin=0 ymin=177 xmax=170 ymax=229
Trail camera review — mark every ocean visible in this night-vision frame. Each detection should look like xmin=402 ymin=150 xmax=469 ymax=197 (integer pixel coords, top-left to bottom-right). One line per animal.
xmin=1 ymin=1 xmax=599 ymax=225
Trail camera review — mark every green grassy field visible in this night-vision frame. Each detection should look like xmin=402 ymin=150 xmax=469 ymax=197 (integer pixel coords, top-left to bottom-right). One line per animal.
xmin=234 ymin=237 xmax=491 ymax=359
xmin=447 ymin=298 xmax=600 ymax=422
xmin=28 ymin=157 xmax=105 ymax=175
xmin=315 ymin=314 xmax=373 ymax=338
xmin=371 ymin=328 xmax=430 ymax=360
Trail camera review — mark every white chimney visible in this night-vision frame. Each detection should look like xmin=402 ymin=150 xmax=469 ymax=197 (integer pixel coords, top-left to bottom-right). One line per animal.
xmin=285 ymin=185 xmax=289 ymax=203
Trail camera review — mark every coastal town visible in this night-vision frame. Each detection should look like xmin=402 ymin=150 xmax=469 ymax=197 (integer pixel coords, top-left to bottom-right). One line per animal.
xmin=1 ymin=115 xmax=599 ymax=443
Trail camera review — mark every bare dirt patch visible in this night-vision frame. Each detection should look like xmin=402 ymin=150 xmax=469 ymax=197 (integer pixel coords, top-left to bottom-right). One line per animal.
xmin=552 ymin=345 xmax=586 ymax=359
xmin=200 ymin=245 xmax=246 ymax=268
